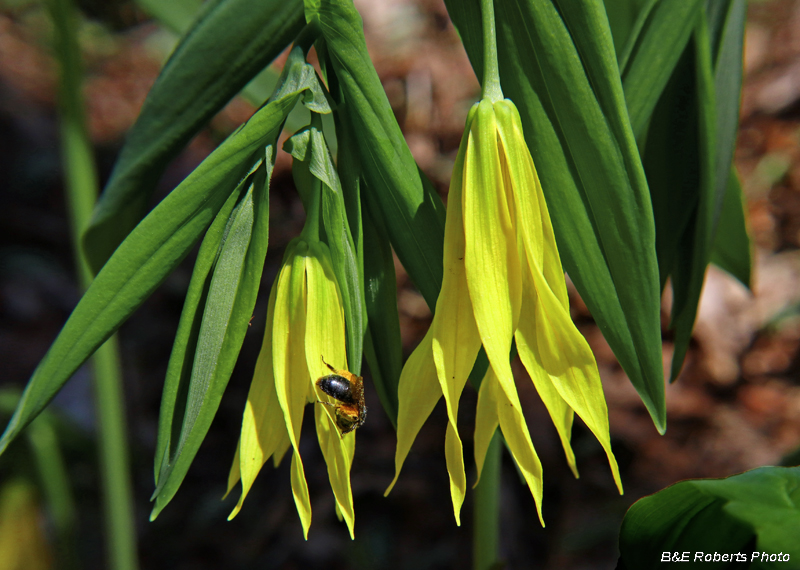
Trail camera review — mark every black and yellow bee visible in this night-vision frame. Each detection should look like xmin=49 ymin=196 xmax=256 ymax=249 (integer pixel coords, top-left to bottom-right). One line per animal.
xmin=316 ymin=358 xmax=367 ymax=436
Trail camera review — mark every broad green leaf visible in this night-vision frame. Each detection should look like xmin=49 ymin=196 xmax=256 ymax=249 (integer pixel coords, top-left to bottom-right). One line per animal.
xmin=151 ymin=149 xmax=272 ymax=519
xmin=446 ymin=0 xmax=666 ymax=431
xmin=620 ymin=0 xmax=704 ymax=139
xmin=307 ymin=0 xmax=446 ymax=310
xmin=0 ymin=50 xmax=324 ymax=457
xmin=83 ymin=0 xmax=304 ymax=273
xmin=618 ymin=466 xmax=800 ymax=569
xmin=711 ymin=170 xmax=751 ymax=289
xmin=284 ymin=118 xmax=365 ymax=375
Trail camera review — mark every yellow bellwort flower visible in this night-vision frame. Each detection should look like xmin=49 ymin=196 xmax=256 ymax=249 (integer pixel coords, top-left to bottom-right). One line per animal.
xmin=226 ymin=238 xmax=356 ymax=539
xmin=385 ymin=98 xmax=623 ymax=525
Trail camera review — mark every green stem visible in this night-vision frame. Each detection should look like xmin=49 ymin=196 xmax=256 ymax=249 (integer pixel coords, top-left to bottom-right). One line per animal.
xmin=480 ymin=0 xmax=503 ymax=102
xmin=47 ymin=1 xmax=140 ymax=569
xmin=473 ymin=429 xmax=502 ymax=570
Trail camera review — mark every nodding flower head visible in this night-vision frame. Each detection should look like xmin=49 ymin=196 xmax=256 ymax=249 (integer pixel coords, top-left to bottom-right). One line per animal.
xmin=226 ymin=238 xmax=358 ymax=539
xmin=385 ymin=98 xmax=622 ymax=525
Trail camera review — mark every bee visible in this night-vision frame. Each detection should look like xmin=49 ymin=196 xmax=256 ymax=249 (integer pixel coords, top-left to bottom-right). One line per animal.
xmin=316 ymin=357 xmax=367 ymax=436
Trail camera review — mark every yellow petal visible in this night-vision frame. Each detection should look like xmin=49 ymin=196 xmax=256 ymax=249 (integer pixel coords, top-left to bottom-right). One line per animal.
xmin=490 ymin=369 xmax=545 ymax=527
xmin=228 ymin=282 xmax=288 ymax=519
xmin=273 ymin=240 xmax=314 ymax=535
xmin=463 ymin=99 xmax=522 ymax=416
xmin=444 ymin=421 xmax=467 ymax=526
xmin=305 ymin=243 xmax=355 ymax=538
xmin=290 ymin=450 xmax=312 ymax=539
xmin=473 ymin=371 xmax=499 ymax=487
xmin=431 ymin=108 xmax=482 ymax=525
xmin=315 ymin=404 xmax=356 ymax=538
xmin=272 ymin=428 xmax=291 ymax=467
xmin=385 ymin=329 xmax=442 ymax=495
xmin=518 ymin=247 xmax=623 ymax=494
xmin=494 ymin=100 xmax=568 ymax=307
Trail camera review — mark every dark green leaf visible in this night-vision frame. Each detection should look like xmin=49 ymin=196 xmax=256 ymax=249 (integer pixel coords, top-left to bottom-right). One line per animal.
xmin=708 ymin=0 xmax=747 ymax=226
xmin=83 ymin=0 xmax=304 ymax=273
xmin=711 ymin=170 xmax=751 ymax=289
xmin=618 ymin=466 xmax=800 ymax=569
xmin=620 ymin=0 xmax=704 ymax=138
xmin=0 ymin=50 xmax=322 ymax=457
xmin=447 ymin=0 xmax=666 ymax=431
xmin=601 ymin=0 xmax=653 ymax=60
xmin=667 ymin=20 xmax=718 ymax=382
xmin=361 ymin=206 xmax=402 ymax=427
xmin=308 ymin=0 xmax=446 ymax=310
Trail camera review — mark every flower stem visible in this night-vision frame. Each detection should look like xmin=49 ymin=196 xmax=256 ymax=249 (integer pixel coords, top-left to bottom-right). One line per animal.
xmin=473 ymin=429 xmax=502 ymax=570
xmin=480 ymin=0 xmax=503 ymax=102
xmin=47 ymin=1 xmax=140 ymax=569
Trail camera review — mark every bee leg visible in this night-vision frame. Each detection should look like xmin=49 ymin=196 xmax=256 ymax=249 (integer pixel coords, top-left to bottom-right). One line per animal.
xmin=320 ymin=355 xmax=339 ymax=375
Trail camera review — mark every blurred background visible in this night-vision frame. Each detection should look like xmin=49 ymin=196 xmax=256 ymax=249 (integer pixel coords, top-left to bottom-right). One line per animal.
xmin=1 ymin=0 xmax=800 ymax=568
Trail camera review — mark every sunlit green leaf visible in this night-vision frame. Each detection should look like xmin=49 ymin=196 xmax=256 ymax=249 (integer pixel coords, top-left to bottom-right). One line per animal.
xmin=83 ymin=0 xmax=304 ymax=273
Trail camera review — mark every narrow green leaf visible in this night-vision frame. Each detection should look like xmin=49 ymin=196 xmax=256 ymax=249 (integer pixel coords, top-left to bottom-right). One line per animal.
xmin=153 ymin=172 xmax=251 ymax=485
xmin=644 ymin=45 xmax=704 ymax=290
xmin=601 ymin=0 xmax=653 ymax=60
xmin=151 ymin=148 xmax=274 ymax=519
xmin=668 ymin=18 xmax=717 ymax=382
xmin=446 ymin=0 xmax=666 ymax=431
xmin=711 ymin=169 xmax=751 ymax=289
xmin=83 ymin=0 xmax=304 ymax=273
xmin=620 ymin=0 xmax=703 ymax=139
xmin=618 ymin=466 xmax=800 ymax=569
xmin=708 ymin=0 xmax=747 ymax=226
xmin=307 ymin=0 xmax=446 ymax=310
xmin=362 ymin=207 xmax=402 ymax=427
xmin=0 ymin=51 xmax=321 ymax=457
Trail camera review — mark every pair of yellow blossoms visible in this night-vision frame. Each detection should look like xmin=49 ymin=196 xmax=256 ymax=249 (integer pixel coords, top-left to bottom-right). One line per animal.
xmin=226 ymin=98 xmax=622 ymax=538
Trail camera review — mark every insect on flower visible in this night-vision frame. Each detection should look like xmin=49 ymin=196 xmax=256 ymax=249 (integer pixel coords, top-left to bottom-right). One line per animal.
xmin=316 ymin=357 xmax=367 ymax=436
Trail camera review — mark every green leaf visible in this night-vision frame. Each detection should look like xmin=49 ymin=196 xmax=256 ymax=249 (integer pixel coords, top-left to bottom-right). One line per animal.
xmin=0 ymin=50 xmax=322 ymax=458
xmin=361 ymin=206 xmax=402 ymax=427
xmin=153 ymin=171 xmax=251 ymax=486
xmin=618 ymin=466 xmax=800 ymax=569
xmin=708 ymin=0 xmax=746 ymax=226
xmin=284 ymin=117 xmax=365 ymax=376
xmin=601 ymin=0 xmax=653 ymax=60
xmin=151 ymin=149 xmax=273 ymax=519
xmin=666 ymin=19 xmax=718 ymax=382
xmin=619 ymin=0 xmax=704 ymax=139
xmin=307 ymin=0 xmax=447 ymax=310
xmin=711 ymin=169 xmax=751 ymax=289
xmin=83 ymin=0 xmax=304 ymax=273
xmin=446 ymin=0 xmax=666 ymax=431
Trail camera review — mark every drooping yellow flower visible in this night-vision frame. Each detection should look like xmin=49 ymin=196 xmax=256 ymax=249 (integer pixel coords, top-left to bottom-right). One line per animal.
xmin=385 ymin=98 xmax=623 ymax=525
xmin=226 ymin=238 xmax=356 ymax=539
